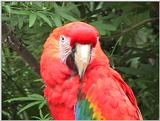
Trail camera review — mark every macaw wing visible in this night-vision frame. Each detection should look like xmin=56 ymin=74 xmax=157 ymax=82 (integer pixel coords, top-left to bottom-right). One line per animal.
xmin=82 ymin=63 xmax=143 ymax=120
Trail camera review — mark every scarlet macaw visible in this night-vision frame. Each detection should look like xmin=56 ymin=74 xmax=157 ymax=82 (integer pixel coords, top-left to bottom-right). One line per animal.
xmin=40 ymin=22 xmax=143 ymax=120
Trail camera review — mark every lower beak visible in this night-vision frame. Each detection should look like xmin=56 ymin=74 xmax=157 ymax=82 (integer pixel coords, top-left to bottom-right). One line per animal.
xmin=74 ymin=44 xmax=91 ymax=80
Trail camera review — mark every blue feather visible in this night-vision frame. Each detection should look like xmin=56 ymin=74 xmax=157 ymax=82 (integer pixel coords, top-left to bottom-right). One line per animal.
xmin=75 ymin=101 xmax=81 ymax=120
xmin=75 ymin=100 xmax=93 ymax=120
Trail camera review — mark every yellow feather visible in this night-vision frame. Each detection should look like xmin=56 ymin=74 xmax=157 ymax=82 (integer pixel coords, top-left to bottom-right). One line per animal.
xmin=86 ymin=96 xmax=106 ymax=120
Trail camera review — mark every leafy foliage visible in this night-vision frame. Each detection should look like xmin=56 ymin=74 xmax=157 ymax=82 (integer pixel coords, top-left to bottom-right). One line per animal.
xmin=2 ymin=2 xmax=159 ymax=120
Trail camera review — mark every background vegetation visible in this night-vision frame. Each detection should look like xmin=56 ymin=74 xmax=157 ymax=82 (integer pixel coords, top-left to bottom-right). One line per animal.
xmin=2 ymin=2 xmax=159 ymax=120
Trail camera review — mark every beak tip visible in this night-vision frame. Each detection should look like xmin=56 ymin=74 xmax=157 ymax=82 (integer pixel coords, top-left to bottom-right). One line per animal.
xmin=79 ymin=71 xmax=84 ymax=81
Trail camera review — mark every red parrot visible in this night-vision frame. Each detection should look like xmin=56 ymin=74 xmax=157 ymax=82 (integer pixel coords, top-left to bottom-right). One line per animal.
xmin=40 ymin=22 xmax=143 ymax=120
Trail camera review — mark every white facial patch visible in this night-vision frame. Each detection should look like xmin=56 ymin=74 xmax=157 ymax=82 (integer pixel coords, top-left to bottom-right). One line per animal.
xmin=59 ymin=35 xmax=71 ymax=62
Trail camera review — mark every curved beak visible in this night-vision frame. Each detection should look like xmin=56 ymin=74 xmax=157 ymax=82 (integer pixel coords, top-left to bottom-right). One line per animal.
xmin=74 ymin=44 xmax=91 ymax=80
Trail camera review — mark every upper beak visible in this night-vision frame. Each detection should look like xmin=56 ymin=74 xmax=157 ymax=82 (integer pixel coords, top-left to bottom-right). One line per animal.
xmin=74 ymin=44 xmax=91 ymax=80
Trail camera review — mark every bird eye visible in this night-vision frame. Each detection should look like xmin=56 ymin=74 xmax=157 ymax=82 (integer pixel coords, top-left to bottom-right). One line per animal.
xmin=60 ymin=35 xmax=65 ymax=43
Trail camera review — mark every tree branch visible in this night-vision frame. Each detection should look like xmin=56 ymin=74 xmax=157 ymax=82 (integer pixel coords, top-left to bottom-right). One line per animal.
xmin=5 ymin=34 xmax=40 ymax=75
xmin=102 ymin=17 xmax=159 ymax=40
xmin=2 ymin=23 xmax=40 ymax=75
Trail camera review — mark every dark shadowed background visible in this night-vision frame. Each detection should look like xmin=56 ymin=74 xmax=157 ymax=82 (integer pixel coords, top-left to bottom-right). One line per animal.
xmin=2 ymin=2 xmax=159 ymax=120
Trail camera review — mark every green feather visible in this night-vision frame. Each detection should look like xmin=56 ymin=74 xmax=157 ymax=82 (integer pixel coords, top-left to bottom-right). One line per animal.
xmin=76 ymin=99 xmax=94 ymax=120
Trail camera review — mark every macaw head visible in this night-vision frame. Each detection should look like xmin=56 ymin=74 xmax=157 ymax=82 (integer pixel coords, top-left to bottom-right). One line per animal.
xmin=46 ymin=22 xmax=99 ymax=79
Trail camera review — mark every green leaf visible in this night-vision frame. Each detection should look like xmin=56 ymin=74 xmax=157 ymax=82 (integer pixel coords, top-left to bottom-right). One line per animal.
xmin=89 ymin=2 xmax=94 ymax=11
xmin=29 ymin=13 xmax=37 ymax=27
xmin=90 ymin=21 xmax=107 ymax=35
xmin=32 ymin=110 xmax=51 ymax=120
xmin=59 ymin=12 xmax=78 ymax=21
xmin=11 ymin=10 xmax=30 ymax=15
xmin=2 ymin=110 xmax=11 ymax=119
xmin=5 ymin=97 xmax=39 ymax=102
xmin=18 ymin=17 xmax=23 ymax=29
xmin=37 ymin=12 xmax=52 ymax=27
xmin=105 ymin=24 xmax=117 ymax=31
xmin=2 ymin=16 xmax=10 ymax=21
xmin=40 ymin=111 xmax=51 ymax=120
xmin=65 ymin=4 xmax=80 ymax=12
xmin=17 ymin=101 xmax=40 ymax=114
xmin=4 ymin=5 xmax=11 ymax=13
xmin=117 ymin=67 xmax=142 ymax=76
xmin=134 ymin=10 xmax=150 ymax=24
xmin=29 ymin=94 xmax=44 ymax=101
xmin=53 ymin=3 xmax=59 ymax=10
xmin=32 ymin=116 xmax=41 ymax=120
xmin=5 ymin=94 xmax=44 ymax=102
xmin=51 ymin=14 xmax=62 ymax=27
xmin=44 ymin=113 xmax=50 ymax=119
xmin=34 ymin=78 xmax=43 ymax=82
xmin=38 ymin=100 xmax=47 ymax=109
xmin=96 ymin=2 xmax=103 ymax=9
xmin=135 ymin=79 xmax=147 ymax=89
xmin=39 ymin=109 xmax=43 ymax=119
xmin=41 ymin=84 xmax=45 ymax=89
